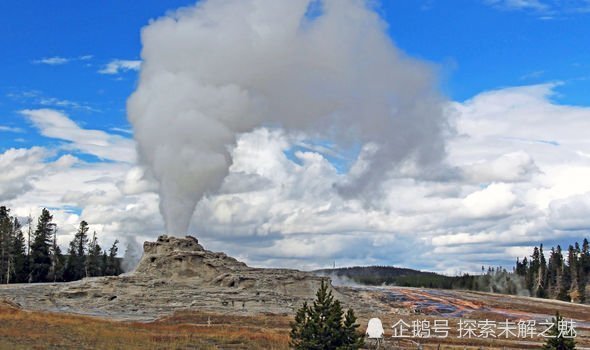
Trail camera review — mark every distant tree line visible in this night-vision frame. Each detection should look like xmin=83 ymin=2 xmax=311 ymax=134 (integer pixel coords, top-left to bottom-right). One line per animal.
xmin=317 ymin=238 xmax=589 ymax=304
xmin=514 ymin=240 xmax=589 ymax=303
xmin=0 ymin=205 xmax=122 ymax=284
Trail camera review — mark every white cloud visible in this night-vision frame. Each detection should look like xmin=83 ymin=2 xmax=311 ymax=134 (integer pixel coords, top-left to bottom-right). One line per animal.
xmin=0 ymin=147 xmax=51 ymax=201
xmin=4 ymin=82 xmax=590 ymax=273
xmin=33 ymin=56 xmax=70 ymax=65
xmin=38 ymin=97 xmax=99 ymax=112
xmin=99 ymin=59 xmax=141 ymax=74
xmin=486 ymin=0 xmax=548 ymax=11
xmin=462 ymin=183 xmax=518 ymax=218
xmin=7 ymin=90 xmax=98 ymax=112
xmin=484 ymin=0 xmax=590 ymax=15
xmin=187 ymin=83 xmax=590 ymax=272
xmin=548 ymin=193 xmax=590 ymax=230
xmin=0 ymin=125 xmax=24 ymax=133
xmin=32 ymin=55 xmax=94 ymax=66
xmin=463 ymin=151 xmax=539 ymax=183
xmin=20 ymin=108 xmax=136 ymax=163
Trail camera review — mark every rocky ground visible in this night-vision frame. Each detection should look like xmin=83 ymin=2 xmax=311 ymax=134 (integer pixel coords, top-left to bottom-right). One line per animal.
xmin=1 ymin=235 xmax=589 ymax=349
xmin=0 ymin=235 xmax=330 ymax=320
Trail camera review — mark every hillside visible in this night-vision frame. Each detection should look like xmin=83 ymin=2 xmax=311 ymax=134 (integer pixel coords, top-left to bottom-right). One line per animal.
xmin=314 ymin=266 xmax=455 ymax=288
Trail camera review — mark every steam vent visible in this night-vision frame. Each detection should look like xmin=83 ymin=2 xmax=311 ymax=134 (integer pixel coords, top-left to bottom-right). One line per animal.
xmin=0 ymin=235 xmax=332 ymax=320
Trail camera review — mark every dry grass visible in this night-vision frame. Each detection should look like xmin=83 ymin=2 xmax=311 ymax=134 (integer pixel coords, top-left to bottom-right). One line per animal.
xmin=0 ymin=301 xmax=291 ymax=349
xmin=1 ymin=298 xmax=588 ymax=349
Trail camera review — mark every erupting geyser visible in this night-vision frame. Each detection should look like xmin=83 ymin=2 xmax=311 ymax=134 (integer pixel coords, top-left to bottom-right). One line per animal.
xmin=127 ymin=0 xmax=449 ymax=234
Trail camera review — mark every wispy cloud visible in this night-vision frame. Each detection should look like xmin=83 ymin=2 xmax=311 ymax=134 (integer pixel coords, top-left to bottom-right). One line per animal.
xmin=98 ymin=59 xmax=141 ymax=75
xmin=33 ymin=56 xmax=70 ymax=65
xmin=520 ymin=70 xmax=545 ymax=80
xmin=7 ymin=90 xmax=99 ymax=112
xmin=32 ymin=55 xmax=94 ymax=66
xmin=486 ymin=0 xmax=548 ymax=11
xmin=484 ymin=0 xmax=590 ymax=15
xmin=0 ymin=125 xmax=24 ymax=133
xmin=38 ymin=97 xmax=100 ymax=112
xmin=110 ymin=127 xmax=134 ymax=135
xmin=20 ymin=108 xmax=136 ymax=163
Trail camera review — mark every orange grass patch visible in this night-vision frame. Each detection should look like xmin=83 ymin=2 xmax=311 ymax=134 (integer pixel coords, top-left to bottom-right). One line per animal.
xmin=0 ymin=302 xmax=291 ymax=350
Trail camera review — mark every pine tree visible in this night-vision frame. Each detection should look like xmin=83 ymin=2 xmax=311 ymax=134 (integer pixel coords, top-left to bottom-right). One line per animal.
xmin=101 ymin=250 xmax=108 ymax=276
xmin=580 ymin=239 xmax=589 ymax=303
xmin=48 ymin=228 xmax=65 ymax=282
xmin=105 ymin=239 xmax=121 ymax=276
xmin=10 ymin=218 xmax=27 ymax=283
xmin=527 ymin=247 xmax=540 ymax=294
xmin=554 ymin=246 xmax=570 ymax=302
xmin=567 ymin=245 xmax=582 ymax=303
xmin=339 ymin=309 xmax=363 ymax=350
xmin=537 ymin=244 xmax=548 ymax=298
xmin=0 ymin=206 xmax=13 ymax=283
xmin=85 ymin=231 xmax=102 ymax=277
xmin=30 ymin=208 xmax=55 ymax=282
xmin=290 ymin=280 xmax=364 ymax=350
xmin=65 ymin=221 xmax=89 ymax=281
xmin=542 ymin=312 xmax=576 ymax=350
xmin=25 ymin=213 xmax=33 ymax=282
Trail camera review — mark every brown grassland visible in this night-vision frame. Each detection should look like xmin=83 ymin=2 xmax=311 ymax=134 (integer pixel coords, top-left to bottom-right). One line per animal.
xmin=0 ymin=301 xmax=291 ymax=349
xmin=1 ymin=296 xmax=589 ymax=349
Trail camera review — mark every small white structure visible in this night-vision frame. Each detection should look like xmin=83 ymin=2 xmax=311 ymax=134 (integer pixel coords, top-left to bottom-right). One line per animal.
xmin=366 ymin=318 xmax=384 ymax=348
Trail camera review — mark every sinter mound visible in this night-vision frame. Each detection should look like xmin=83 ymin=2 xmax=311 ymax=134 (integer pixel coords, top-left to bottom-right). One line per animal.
xmin=0 ymin=235 xmax=332 ymax=320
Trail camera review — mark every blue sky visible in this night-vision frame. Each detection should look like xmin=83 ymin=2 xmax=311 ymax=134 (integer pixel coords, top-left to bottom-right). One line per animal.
xmin=1 ymin=0 xmax=590 ymax=272
xmin=1 ymin=0 xmax=588 ymax=151
xmin=2 ymin=0 xmax=589 ymax=152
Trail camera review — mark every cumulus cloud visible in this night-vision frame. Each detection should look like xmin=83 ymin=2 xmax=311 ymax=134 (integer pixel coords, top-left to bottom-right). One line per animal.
xmin=172 ymin=82 xmax=590 ymax=274
xmin=128 ymin=0 xmax=449 ymax=234
xmin=1 ymin=147 xmax=159 ymax=251
xmin=6 ymin=3 xmax=590 ymax=274
xmin=0 ymin=147 xmax=51 ymax=201
xmin=463 ymin=151 xmax=540 ymax=183
xmin=5 ymin=81 xmax=590 ymax=273
xmin=20 ymin=108 xmax=136 ymax=163
xmin=548 ymin=193 xmax=590 ymax=230
xmin=462 ymin=183 xmax=518 ymax=218
xmin=99 ymin=59 xmax=141 ymax=74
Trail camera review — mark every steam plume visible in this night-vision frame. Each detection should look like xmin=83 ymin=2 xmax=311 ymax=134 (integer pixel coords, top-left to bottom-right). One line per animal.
xmin=128 ymin=0 xmax=448 ymax=234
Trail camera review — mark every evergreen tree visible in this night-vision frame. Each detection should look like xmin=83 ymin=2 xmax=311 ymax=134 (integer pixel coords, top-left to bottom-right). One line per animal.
xmin=30 ymin=208 xmax=55 ymax=282
xmin=10 ymin=218 xmax=27 ymax=283
xmin=105 ymin=239 xmax=121 ymax=276
xmin=48 ymin=228 xmax=65 ymax=282
xmin=85 ymin=231 xmax=102 ymax=277
xmin=580 ymin=239 xmax=589 ymax=303
xmin=339 ymin=309 xmax=363 ymax=350
xmin=65 ymin=221 xmax=89 ymax=281
xmin=567 ymin=245 xmax=581 ymax=302
xmin=0 ymin=206 xmax=12 ymax=283
xmin=537 ymin=244 xmax=548 ymax=298
xmin=528 ymin=247 xmax=540 ymax=294
xmin=101 ymin=250 xmax=108 ymax=276
xmin=554 ymin=246 xmax=570 ymax=302
xmin=25 ymin=213 xmax=33 ymax=282
xmin=290 ymin=280 xmax=364 ymax=350
xmin=542 ymin=312 xmax=576 ymax=350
